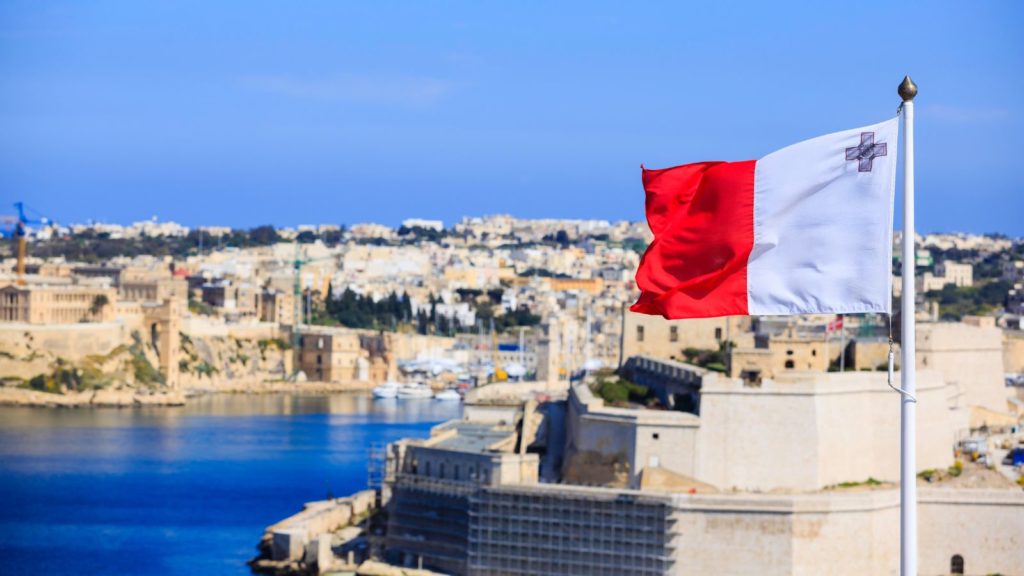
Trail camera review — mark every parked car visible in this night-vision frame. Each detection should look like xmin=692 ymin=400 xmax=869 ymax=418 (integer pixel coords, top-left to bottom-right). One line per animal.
xmin=1002 ymin=447 xmax=1024 ymax=467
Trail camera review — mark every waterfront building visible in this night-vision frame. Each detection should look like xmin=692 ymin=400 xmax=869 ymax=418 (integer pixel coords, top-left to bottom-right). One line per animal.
xmin=298 ymin=327 xmax=380 ymax=383
xmin=371 ymin=373 xmax=1022 ymax=576
xmin=0 ymin=282 xmax=116 ymax=324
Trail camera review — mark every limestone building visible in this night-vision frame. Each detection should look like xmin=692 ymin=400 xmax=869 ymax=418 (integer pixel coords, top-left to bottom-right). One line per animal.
xmin=0 ymin=282 xmax=116 ymax=324
xmin=727 ymin=326 xmax=830 ymax=382
xmin=621 ymin=313 xmax=747 ymax=362
xmin=257 ymin=288 xmax=296 ymax=325
xmin=916 ymin=321 xmax=1009 ymax=417
xmin=299 ymin=328 xmax=373 ymax=383
xmin=374 ymin=368 xmax=1023 ymax=576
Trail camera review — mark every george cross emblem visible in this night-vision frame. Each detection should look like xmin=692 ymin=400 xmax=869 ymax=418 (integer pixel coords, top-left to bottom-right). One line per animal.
xmin=845 ymin=132 xmax=887 ymax=172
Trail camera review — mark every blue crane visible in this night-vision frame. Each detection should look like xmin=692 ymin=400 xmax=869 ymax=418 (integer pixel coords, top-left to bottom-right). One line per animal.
xmin=5 ymin=202 xmax=51 ymax=286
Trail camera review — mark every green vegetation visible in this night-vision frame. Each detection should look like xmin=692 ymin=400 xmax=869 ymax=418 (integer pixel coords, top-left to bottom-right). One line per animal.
xmin=622 ymin=237 xmax=648 ymax=255
xmin=831 ymin=477 xmax=884 ymax=489
xmin=924 ymin=243 xmax=1024 ymax=280
xmin=474 ymin=303 xmax=541 ymax=333
xmin=593 ymin=376 xmax=653 ymax=406
xmin=89 ymin=294 xmax=109 ymax=316
xmin=193 ymin=361 xmax=218 ymax=378
xmin=398 ymin=225 xmax=447 ymax=242
xmin=324 ymin=287 xmax=413 ymax=331
xmin=918 ymin=460 xmax=964 ymax=483
xmin=681 ymin=342 xmax=733 ymax=373
xmin=188 ymin=299 xmax=216 ymax=316
xmin=258 ymin=338 xmax=291 ymax=352
xmin=129 ymin=346 xmax=164 ymax=385
xmin=24 ymin=358 xmax=111 ymax=394
xmin=517 ymin=268 xmax=571 ymax=279
xmin=924 ymin=280 xmax=1011 ymax=320
xmin=320 ymin=286 xmax=539 ymax=335
xmin=13 ymin=225 xmax=283 ymax=263
xmin=948 ymin=459 xmax=963 ymax=477
xmin=541 ymin=230 xmax=571 ymax=247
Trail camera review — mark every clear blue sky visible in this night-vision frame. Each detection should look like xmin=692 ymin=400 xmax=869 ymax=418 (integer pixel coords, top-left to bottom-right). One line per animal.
xmin=2 ymin=1 xmax=1022 ymax=234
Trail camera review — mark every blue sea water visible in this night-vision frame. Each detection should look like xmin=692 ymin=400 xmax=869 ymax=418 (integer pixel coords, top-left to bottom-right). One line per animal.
xmin=0 ymin=394 xmax=461 ymax=575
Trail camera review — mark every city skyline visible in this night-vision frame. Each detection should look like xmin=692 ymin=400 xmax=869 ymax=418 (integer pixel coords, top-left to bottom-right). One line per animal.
xmin=2 ymin=1 xmax=1023 ymax=234
xmin=15 ymin=210 xmax=1024 ymax=240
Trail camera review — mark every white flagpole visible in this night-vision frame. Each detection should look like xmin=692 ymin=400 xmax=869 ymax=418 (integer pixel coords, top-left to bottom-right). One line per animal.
xmin=898 ymin=75 xmax=918 ymax=576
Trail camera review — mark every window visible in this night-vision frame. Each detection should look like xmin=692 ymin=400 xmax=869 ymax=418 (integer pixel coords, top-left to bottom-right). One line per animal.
xmin=424 ymin=461 xmax=431 ymax=476
xmin=439 ymin=463 xmax=446 ymax=479
xmin=316 ymin=354 xmax=322 ymax=365
xmin=784 ymin=360 xmax=795 ymax=369
xmin=715 ymin=327 xmax=722 ymax=340
xmin=669 ymin=326 xmax=678 ymax=342
xmin=317 ymin=337 xmax=324 ymax=349
xmin=636 ymin=326 xmax=645 ymax=342
xmin=812 ymin=349 xmax=817 ymax=357
xmin=786 ymin=350 xmax=794 ymax=356
xmin=652 ymin=433 xmax=660 ymax=440
xmin=454 ymin=465 xmax=460 ymax=481
xmin=950 ymin=555 xmax=964 ymax=574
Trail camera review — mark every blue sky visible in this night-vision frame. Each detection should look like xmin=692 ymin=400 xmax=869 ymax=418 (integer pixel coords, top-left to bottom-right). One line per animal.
xmin=2 ymin=1 xmax=1022 ymax=234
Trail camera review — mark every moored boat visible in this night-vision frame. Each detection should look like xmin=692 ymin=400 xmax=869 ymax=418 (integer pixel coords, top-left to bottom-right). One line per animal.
xmin=372 ymin=382 xmax=400 ymax=399
xmin=396 ymin=383 xmax=433 ymax=399
xmin=433 ymin=389 xmax=461 ymax=401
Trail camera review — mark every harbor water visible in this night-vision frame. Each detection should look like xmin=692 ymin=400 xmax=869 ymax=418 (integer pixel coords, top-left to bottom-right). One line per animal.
xmin=0 ymin=393 xmax=461 ymax=575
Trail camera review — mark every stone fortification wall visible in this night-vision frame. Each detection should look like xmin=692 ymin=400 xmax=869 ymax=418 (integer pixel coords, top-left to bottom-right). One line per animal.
xmin=670 ymin=490 xmax=898 ymax=576
xmin=0 ymin=322 xmax=134 ymax=385
xmin=1004 ymin=329 xmax=1024 ymax=374
xmin=696 ymin=371 xmax=954 ymax=492
xmin=917 ymin=322 xmax=1007 ymax=413
xmin=0 ymin=321 xmax=291 ymax=392
xmin=669 ymin=487 xmax=1024 ymax=576
xmin=918 ymin=489 xmax=1024 ymax=576
xmin=177 ymin=332 xmax=291 ymax=389
xmin=562 ymin=384 xmax=699 ymax=489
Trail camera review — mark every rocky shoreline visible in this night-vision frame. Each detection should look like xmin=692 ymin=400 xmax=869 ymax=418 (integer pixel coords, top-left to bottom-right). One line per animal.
xmin=0 ymin=386 xmax=187 ymax=408
xmin=0 ymin=380 xmax=377 ymax=408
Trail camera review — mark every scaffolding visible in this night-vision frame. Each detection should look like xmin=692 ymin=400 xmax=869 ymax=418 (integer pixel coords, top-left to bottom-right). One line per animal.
xmin=367 ymin=442 xmax=387 ymax=491
xmin=467 ymin=487 xmax=676 ymax=576
xmin=383 ymin=476 xmax=476 ymax=575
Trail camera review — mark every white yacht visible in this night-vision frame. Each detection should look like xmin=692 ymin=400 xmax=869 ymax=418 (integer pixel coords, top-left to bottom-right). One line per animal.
xmin=396 ymin=383 xmax=434 ymax=399
xmin=371 ymin=382 xmax=400 ymax=399
xmin=433 ymin=389 xmax=461 ymax=401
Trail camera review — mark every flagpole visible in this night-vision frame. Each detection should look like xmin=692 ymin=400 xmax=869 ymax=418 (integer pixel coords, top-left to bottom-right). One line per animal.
xmin=898 ymin=74 xmax=918 ymax=576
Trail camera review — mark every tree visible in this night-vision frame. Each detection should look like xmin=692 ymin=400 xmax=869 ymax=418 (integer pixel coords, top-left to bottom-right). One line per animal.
xmin=248 ymin=225 xmax=280 ymax=245
xmin=89 ymin=294 xmax=109 ymax=317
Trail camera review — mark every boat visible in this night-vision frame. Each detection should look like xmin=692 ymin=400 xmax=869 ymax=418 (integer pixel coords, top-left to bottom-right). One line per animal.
xmin=372 ymin=382 xmax=400 ymax=399
xmin=434 ymin=389 xmax=461 ymax=401
xmin=396 ymin=383 xmax=434 ymax=399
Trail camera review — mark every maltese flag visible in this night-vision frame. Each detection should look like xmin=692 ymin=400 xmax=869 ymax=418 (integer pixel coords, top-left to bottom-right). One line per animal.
xmin=632 ymin=117 xmax=898 ymax=319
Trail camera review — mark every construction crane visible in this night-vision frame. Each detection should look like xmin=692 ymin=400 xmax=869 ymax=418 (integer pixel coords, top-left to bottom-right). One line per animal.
xmin=3 ymin=202 xmax=51 ymax=286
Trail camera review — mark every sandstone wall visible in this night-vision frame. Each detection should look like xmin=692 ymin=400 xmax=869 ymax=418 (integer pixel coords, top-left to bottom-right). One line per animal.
xmin=696 ymin=371 xmax=954 ymax=492
xmin=918 ymin=489 xmax=1024 ymax=576
xmin=917 ymin=322 xmax=1007 ymax=413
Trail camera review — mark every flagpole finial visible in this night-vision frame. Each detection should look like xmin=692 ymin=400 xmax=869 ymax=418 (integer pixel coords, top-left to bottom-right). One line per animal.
xmin=898 ymin=75 xmax=918 ymax=102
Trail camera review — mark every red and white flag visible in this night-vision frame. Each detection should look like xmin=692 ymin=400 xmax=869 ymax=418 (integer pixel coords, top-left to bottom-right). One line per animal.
xmin=827 ymin=315 xmax=844 ymax=333
xmin=632 ymin=118 xmax=897 ymax=319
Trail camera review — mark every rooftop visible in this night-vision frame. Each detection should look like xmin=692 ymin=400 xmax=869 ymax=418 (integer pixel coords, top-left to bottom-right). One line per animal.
xmin=429 ymin=421 xmax=516 ymax=454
